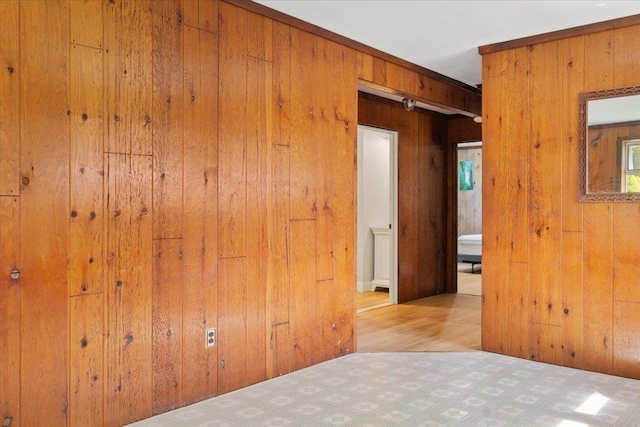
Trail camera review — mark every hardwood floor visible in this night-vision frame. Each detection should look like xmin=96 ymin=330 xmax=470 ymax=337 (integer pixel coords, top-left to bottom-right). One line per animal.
xmin=457 ymin=262 xmax=482 ymax=296
xmin=357 ymin=293 xmax=481 ymax=352
xmin=355 ymin=266 xmax=481 ymax=353
xmin=356 ymin=288 xmax=391 ymax=312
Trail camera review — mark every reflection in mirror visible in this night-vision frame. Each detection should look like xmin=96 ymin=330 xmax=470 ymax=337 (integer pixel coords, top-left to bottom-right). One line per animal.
xmin=579 ymin=86 xmax=640 ymax=202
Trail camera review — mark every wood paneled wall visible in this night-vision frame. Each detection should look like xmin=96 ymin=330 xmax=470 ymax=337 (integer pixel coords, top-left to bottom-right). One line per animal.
xmin=358 ymin=93 xmax=449 ymax=302
xmin=481 ymin=22 xmax=640 ymax=379
xmin=0 ymin=1 xmax=481 ymax=425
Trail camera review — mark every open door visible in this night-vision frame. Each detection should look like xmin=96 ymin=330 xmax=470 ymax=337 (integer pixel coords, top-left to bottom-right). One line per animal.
xmin=357 ymin=125 xmax=398 ymax=304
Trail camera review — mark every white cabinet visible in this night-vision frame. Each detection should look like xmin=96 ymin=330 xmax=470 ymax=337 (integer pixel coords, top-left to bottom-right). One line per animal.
xmin=371 ymin=227 xmax=390 ymax=289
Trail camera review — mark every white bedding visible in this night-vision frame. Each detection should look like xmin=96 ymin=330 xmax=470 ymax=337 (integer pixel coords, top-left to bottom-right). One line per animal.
xmin=457 ymin=234 xmax=482 ymax=256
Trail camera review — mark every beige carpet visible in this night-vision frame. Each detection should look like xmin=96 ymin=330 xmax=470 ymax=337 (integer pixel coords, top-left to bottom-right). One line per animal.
xmin=128 ymin=352 xmax=640 ymax=426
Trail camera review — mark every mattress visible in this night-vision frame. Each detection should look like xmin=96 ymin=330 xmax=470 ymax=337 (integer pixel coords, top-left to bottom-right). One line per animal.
xmin=457 ymin=234 xmax=482 ymax=256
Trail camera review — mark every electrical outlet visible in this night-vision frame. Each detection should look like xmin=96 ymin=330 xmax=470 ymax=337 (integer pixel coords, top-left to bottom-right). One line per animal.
xmin=206 ymin=328 xmax=216 ymax=348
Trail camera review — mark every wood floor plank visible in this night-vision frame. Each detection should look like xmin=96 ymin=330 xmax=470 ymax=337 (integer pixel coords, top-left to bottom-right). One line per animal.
xmin=357 ymin=293 xmax=481 ymax=353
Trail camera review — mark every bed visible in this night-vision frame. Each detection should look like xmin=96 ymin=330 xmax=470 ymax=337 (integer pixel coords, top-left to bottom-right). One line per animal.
xmin=457 ymin=233 xmax=482 ymax=273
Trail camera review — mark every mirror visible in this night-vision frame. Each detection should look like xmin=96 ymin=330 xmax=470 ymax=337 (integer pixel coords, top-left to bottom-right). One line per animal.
xmin=579 ymin=86 xmax=640 ymax=202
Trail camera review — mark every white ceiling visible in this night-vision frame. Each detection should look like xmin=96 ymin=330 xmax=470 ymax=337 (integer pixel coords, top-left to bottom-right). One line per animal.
xmin=254 ymin=1 xmax=640 ymax=88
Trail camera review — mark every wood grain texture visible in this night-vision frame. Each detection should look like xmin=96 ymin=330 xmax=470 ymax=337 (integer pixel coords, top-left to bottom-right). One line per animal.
xmin=506 ymin=261 xmax=529 ymax=359
xmin=105 ymin=0 xmax=153 ymax=155
xmin=19 ymin=1 xmax=70 ymax=424
xmin=245 ymin=51 xmax=270 ymax=386
xmin=613 ymin=301 xmax=640 ymax=379
xmin=218 ymin=1 xmax=247 ymax=258
xmin=559 ymin=36 xmax=584 ymax=232
xmin=104 ymin=154 xmax=153 ymax=426
xmin=181 ymin=24 xmax=219 ymax=405
xmin=183 ymin=0 xmax=219 ymax=33
xmin=266 ymin=145 xmax=291 ymax=377
xmin=528 ymin=41 xmax=562 ymax=328
xmin=481 ymin=22 xmax=640 ymax=379
xmin=289 ymin=28 xmax=318 ymax=221
xmin=0 ymin=0 xmax=20 ymax=196
xmin=271 ymin=22 xmax=292 ymax=148
xmin=70 ymin=0 xmax=102 ymax=49
xmin=0 ymin=197 xmax=20 ymax=425
xmin=152 ymin=238 xmax=184 ymax=414
xmin=561 ymin=231 xmax=583 ymax=368
xmin=217 ymin=256 xmax=248 ymax=394
xmin=480 ymin=64 xmax=509 ymax=354
xmin=152 ymin=0 xmax=184 ymax=240
xmin=69 ymin=43 xmax=104 ymax=296
xmin=333 ymin=120 xmax=357 ymax=356
xmin=69 ymin=294 xmax=104 ymax=426
xmin=506 ymin=47 xmax=530 ymax=263
xmin=289 ymin=220 xmax=319 ymax=371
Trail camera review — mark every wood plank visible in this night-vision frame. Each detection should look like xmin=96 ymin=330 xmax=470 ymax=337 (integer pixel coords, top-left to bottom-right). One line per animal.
xmin=271 ymin=21 xmax=291 ymax=147
xmin=217 ymin=256 xmax=248 ymax=394
xmin=104 ymin=154 xmax=153 ymax=426
xmin=505 ymin=261 xmax=529 ymax=359
xmin=528 ymin=41 xmax=562 ymax=328
xmin=70 ymin=0 xmax=103 ymax=49
xmin=318 ymin=278 xmax=336 ymax=361
xmin=581 ymin=29 xmax=615 ymax=376
xmin=247 ymin=10 xmax=272 ymax=61
xmin=480 ymin=65 xmax=510 ymax=354
xmin=506 ymin=47 xmax=530 ymax=262
xmin=0 ymin=0 xmax=19 ymax=196
xmin=559 ymin=36 xmax=584 ymax=233
xmin=245 ymin=54 xmax=270 ymax=385
xmin=357 ymin=293 xmax=481 ymax=353
xmin=289 ymin=28 xmax=318 ymax=221
xmin=152 ymin=238 xmax=184 ymax=414
xmin=104 ymin=0 xmax=153 ymax=155
xmin=19 ymin=1 xmax=70 ymax=424
xmin=356 ymin=51 xmax=374 ymax=82
xmin=397 ymin=112 xmax=419 ymax=302
xmin=583 ymin=30 xmax=613 ymax=92
xmin=183 ymin=0 xmax=219 ymax=33
xmin=613 ymin=24 xmax=640 ymax=88
xmin=69 ymin=294 xmax=103 ymax=426
xmin=152 ymin=0 xmax=184 ymax=239
xmin=613 ymin=301 xmax=640 ymax=380
xmin=0 ymin=196 xmax=20 ymax=426
xmin=69 ymin=44 xmax=104 ymax=296
xmin=316 ymin=38 xmax=334 ymax=282
xmin=583 ymin=203 xmax=613 ymax=374
xmin=268 ymin=323 xmax=291 ymax=377
xmin=218 ymin=1 xmax=247 ymax=258
xmin=612 ymin=204 xmax=640 ymax=303
xmin=182 ymin=25 xmax=219 ymax=406
xmin=333 ymin=120 xmax=356 ymax=356
xmin=417 ymin=111 xmax=432 ymax=296
xmin=529 ymin=323 xmax=562 ymax=365
xmin=561 ymin=231 xmax=584 ymax=369
xmin=289 ymin=219 xmax=319 ymax=371
xmin=266 ymin=145 xmax=291 ymax=378
xmin=330 ymin=47 xmax=357 ymax=356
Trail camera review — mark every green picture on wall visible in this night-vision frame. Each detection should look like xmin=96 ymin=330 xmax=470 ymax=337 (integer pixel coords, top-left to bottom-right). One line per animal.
xmin=460 ymin=160 xmax=473 ymax=191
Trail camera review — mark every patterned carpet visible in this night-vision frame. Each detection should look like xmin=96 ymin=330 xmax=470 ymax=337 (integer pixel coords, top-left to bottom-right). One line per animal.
xmin=128 ymin=352 xmax=640 ymax=427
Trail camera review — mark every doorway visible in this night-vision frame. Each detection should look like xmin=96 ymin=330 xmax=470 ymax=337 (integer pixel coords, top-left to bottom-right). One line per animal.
xmin=456 ymin=141 xmax=482 ymax=296
xmin=356 ymin=125 xmax=398 ymax=309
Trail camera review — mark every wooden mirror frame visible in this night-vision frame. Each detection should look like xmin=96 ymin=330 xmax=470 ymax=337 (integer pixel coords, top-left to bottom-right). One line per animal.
xmin=579 ymin=85 xmax=640 ymax=202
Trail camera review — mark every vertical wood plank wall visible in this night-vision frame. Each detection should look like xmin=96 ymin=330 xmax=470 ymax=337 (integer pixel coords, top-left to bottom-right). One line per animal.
xmin=481 ymin=23 xmax=640 ymax=379
xmin=0 ymin=1 xmax=481 ymax=425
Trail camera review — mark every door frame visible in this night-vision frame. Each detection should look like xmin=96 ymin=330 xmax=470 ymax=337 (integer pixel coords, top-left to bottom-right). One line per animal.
xmin=357 ymin=125 xmax=399 ymax=304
